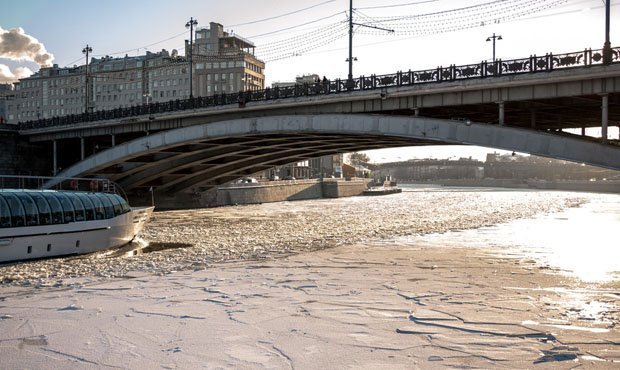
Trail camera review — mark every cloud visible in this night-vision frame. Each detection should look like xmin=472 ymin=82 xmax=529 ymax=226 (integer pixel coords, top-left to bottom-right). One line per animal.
xmin=0 ymin=27 xmax=54 ymax=67
xmin=0 ymin=64 xmax=33 ymax=83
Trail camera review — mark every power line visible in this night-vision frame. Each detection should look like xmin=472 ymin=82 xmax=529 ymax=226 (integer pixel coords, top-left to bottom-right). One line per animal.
xmin=356 ymin=0 xmax=438 ymax=10
xmin=228 ymin=0 xmax=336 ymax=27
xmin=60 ymin=30 xmax=187 ymax=67
xmin=247 ymin=11 xmax=346 ymax=39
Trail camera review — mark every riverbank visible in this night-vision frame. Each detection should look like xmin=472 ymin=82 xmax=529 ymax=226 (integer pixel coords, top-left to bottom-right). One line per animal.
xmin=402 ymin=178 xmax=620 ymax=193
xmin=130 ymin=178 xmax=371 ymax=209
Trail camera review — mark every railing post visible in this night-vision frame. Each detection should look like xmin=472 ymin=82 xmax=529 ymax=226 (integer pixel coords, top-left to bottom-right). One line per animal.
xmin=547 ymin=53 xmax=553 ymax=71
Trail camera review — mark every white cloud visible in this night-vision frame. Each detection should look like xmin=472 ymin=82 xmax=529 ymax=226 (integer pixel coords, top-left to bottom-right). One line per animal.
xmin=0 ymin=27 xmax=54 ymax=67
xmin=0 ymin=63 xmax=33 ymax=83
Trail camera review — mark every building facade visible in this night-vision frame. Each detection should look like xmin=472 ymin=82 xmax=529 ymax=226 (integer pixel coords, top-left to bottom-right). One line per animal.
xmin=6 ymin=21 xmax=265 ymax=124
xmin=191 ymin=22 xmax=265 ymax=96
xmin=0 ymin=83 xmax=14 ymax=124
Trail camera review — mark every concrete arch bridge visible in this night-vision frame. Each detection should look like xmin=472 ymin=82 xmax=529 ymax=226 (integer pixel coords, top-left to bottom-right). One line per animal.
xmin=52 ymin=114 xmax=620 ymax=196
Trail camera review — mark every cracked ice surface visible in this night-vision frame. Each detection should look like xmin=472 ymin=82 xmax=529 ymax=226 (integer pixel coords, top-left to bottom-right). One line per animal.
xmin=0 ymin=189 xmax=618 ymax=368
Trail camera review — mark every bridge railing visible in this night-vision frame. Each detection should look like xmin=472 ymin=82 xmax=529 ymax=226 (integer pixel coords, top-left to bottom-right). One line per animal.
xmin=18 ymin=46 xmax=619 ymax=131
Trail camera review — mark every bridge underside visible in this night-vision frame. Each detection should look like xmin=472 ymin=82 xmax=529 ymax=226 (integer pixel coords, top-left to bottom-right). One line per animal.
xmin=53 ymin=114 xmax=620 ymax=195
xmin=89 ymin=132 xmax=437 ymax=194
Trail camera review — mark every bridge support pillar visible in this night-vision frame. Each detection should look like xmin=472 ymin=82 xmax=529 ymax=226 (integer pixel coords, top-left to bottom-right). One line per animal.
xmin=80 ymin=137 xmax=85 ymax=160
xmin=581 ymin=127 xmax=586 ymax=136
xmin=52 ymin=140 xmax=57 ymax=176
xmin=530 ymin=110 xmax=536 ymax=129
xmin=601 ymin=94 xmax=609 ymax=143
xmin=498 ymin=101 xmax=505 ymax=126
xmin=414 ymin=108 xmax=420 ymax=116
xmin=111 ymin=134 xmax=116 ymax=147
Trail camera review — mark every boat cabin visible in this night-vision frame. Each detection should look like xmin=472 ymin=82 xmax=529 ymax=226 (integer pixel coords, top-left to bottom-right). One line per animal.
xmin=0 ymin=190 xmax=130 ymax=228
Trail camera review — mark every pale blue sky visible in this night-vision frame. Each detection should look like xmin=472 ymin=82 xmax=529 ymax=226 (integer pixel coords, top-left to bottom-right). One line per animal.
xmin=1 ymin=0 xmax=618 ymax=161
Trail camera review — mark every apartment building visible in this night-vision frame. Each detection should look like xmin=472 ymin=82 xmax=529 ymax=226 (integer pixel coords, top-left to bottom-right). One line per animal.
xmin=7 ymin=21 xmax=265 ymax=124
xmin=191 ymin=22 xmax=265 ymax=96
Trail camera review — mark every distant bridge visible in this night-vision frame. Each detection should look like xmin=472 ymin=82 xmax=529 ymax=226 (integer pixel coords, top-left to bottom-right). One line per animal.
xmin=15 ymin=46 xmax=620 ymax=195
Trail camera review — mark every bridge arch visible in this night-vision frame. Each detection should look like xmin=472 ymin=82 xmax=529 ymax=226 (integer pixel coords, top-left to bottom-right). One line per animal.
xmin=54 ymin=114 xmax=620 ymax=194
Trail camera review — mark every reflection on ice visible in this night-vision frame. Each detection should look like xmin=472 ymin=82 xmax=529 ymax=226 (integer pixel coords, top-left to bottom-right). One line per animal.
xmin=403 ymin=194 xmax=620 ymax=282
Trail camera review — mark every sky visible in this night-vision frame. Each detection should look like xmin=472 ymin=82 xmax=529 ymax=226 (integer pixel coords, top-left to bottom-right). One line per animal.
xmin=1 ymin=0 xmax=618 ymax=162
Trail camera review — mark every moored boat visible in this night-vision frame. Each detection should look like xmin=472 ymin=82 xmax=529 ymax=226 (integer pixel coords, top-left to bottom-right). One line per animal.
xmin=0 ymin=176 xmax=153 ymax=263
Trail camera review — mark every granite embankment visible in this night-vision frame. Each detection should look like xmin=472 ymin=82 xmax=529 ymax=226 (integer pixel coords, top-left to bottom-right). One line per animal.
xmin=132 ymin=178 xmax=371 ymax=209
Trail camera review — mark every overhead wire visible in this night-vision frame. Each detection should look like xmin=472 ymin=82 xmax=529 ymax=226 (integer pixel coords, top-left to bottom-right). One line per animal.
xmin=258 ymin=0 xmax=571 ymax=62
xmin=228 ymin=0 xmax=336 ymax=27
xmin=60 ymin=0 xmax=589 ymax=68
xmin=356 ymin=0 xmax=438 ymax=10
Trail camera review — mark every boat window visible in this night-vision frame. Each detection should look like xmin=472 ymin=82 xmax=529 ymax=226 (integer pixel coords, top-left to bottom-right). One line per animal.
xmin=107 ymin=194 xmax=123 ymax=216
xmin=76 ymin=193 xmax=95 ymax=221
xmin=68 ymin=193 xmax=86 ymax=222
xmin=44 ymin=193 xmax=64 ymax=224
xmin=53 ymin=193 xmax=75 ymax=223
xmin=2 ymin=193 xmax=26 ymax=227
xmin=0 ymin=195 xmax=11 ymax=227
xmin=110 ymin=194 xmax=131 ymax=214
xmin=14 ymin=193 xmax=39 ymax=226
xmin=28 ymin=192 xmax=52 ymax=226
xmin=87 ymin=194 xmax=105 ymax=220
xmin=95 ymin=194 xmax=114 ymax=219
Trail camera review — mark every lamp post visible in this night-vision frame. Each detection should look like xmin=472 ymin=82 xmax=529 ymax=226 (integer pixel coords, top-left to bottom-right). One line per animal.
xmin=185 ymin=17 xmax=198 ymax=99
xmin=347 ymin=0 xmax=354 ymax=88
xmin=603 ymin=0 xmax=612 ymax=65
xmin=82 ymin=44 xmax=92 ymax=113
xmin=486 ymin=33 xmax=502 ymax=63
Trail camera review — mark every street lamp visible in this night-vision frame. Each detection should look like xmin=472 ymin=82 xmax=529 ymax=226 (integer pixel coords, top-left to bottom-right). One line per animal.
xmin=603 ymin=0 xmax=612 ymax=65
xmin=486 ymin=33 xmax=502 ymax=63
xmin=82 ymin=44 xmax=92 ymax=113
xmin=185 ymin=17 xmax=198 ymax=99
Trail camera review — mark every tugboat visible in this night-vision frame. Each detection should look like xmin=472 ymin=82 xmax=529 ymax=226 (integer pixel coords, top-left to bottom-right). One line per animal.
xmin=363 ymin=176 xmax=403 ymax=196
xmin=0 ymin=176 xmax=153 ymax=263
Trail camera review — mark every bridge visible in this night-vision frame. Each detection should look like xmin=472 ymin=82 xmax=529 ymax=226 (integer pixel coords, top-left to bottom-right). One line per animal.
xmin=15 ymin=46 xmax=620 ymax=195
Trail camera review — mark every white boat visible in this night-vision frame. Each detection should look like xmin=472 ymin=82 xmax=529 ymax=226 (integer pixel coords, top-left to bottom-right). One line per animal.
xmin=0 ymin=177 xmax=154 ymax=263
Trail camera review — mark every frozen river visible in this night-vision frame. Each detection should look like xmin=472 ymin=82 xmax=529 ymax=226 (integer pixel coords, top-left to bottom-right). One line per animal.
xmin=0 ymin=187 xmax=618 ymax=368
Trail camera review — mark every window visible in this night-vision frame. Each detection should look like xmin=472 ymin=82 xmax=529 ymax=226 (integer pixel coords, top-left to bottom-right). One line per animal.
xmin=0 ymin=195 xmax=11 ymax=227
xmin=28 ymin=193 xmax=52 ymax=225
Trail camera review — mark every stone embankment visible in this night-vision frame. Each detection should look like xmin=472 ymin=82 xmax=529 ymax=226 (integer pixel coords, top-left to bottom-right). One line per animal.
xmin=133 ymin=178 xmax=371 ymax=209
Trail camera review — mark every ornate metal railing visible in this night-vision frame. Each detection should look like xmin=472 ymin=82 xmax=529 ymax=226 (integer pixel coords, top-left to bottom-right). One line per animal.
xmin=18 ymin=46 xmax=619 ymax=131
